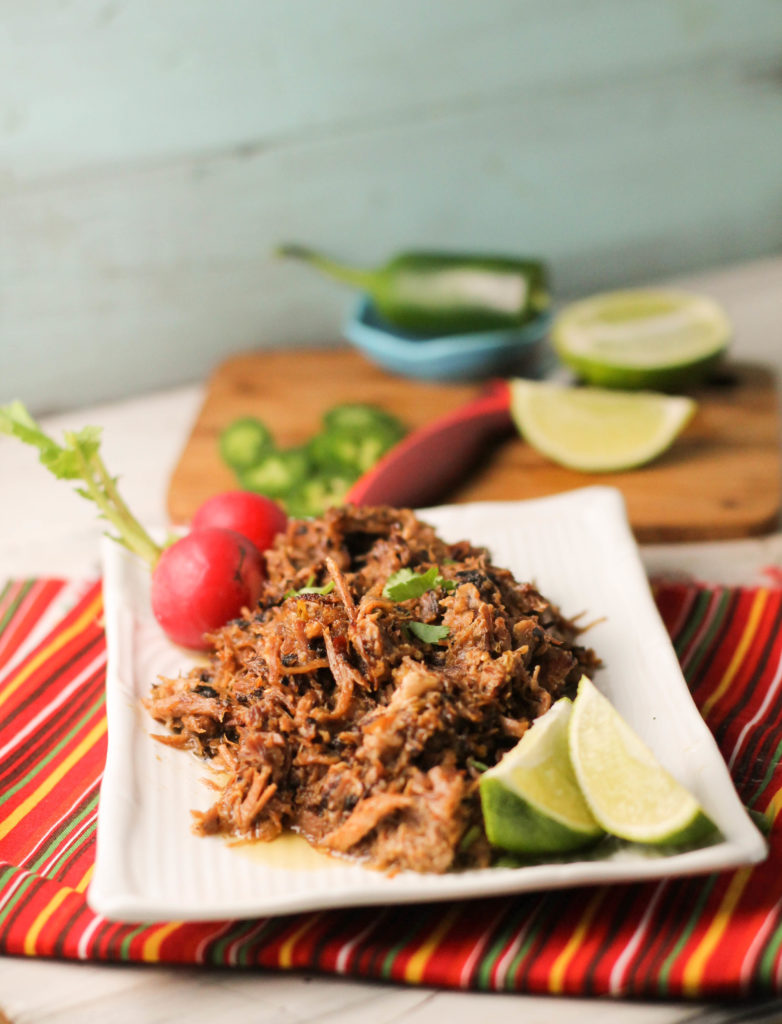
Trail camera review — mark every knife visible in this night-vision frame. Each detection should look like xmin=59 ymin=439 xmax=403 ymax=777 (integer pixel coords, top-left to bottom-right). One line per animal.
xmin=345 ymin=379 xmax=513 ymax=509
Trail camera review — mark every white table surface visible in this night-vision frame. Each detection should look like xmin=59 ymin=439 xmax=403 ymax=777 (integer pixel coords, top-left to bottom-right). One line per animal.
xmin=1 ymin=257 xmax=781 ymax=1023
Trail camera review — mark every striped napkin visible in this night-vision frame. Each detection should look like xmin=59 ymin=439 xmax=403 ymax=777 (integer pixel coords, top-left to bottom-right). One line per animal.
xmin=1 ymin=576 xmax=781 ymax=999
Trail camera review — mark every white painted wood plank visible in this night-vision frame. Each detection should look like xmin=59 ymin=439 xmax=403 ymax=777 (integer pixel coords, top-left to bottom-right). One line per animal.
xmin=376 ymin=990 xmax=692 ymax=1024
xmin=0 ymin=959 xmax=300 ymax=1023
xmin=0 ymin=957 xmax=704 ymax=1024
xmin=3 ymin=0 xmax=782 ymax=182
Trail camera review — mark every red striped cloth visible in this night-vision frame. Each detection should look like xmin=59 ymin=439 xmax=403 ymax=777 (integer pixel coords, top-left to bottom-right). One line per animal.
xmin=1 ymin=576 xmax=782 ymax=998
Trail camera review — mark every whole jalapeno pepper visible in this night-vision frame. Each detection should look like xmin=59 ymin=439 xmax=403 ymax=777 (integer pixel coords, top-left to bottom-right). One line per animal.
xmin=277 ymin=244 xmax=550 ymax=336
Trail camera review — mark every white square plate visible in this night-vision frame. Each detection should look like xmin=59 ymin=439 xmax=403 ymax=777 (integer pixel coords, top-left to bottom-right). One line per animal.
xmin=88 ymin=487 xmax=767 ymax=922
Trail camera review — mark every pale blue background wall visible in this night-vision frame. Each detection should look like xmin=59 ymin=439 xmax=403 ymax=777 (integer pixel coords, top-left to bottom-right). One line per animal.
xmin=2 ymin=0 xmax=782 ymax=413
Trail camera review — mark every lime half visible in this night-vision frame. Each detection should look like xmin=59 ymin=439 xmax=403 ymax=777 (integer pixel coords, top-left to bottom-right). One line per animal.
xmin=509 ymin=379 xmax=695 ymax=473
xmin=552 ymin=289 xmax=730 ymax=389
xmin=479 ymin=698 xmax=604 ymax=855
xmin=568 ymin=677 xmax=715 ymax=847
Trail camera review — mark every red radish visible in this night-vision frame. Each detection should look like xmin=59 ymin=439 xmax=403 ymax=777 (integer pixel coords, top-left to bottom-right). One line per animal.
xmin=150 ymin=528 xmax=265 ymax=650
xmin=191 ymin=490 xmax=287 ymax=554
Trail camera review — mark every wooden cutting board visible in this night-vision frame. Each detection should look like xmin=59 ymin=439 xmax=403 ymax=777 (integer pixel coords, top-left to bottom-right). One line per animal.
xmin=167 ymin=347 xmax=781 ymax=542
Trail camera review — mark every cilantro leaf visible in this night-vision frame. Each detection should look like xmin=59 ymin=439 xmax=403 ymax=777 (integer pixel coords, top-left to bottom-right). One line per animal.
xmin=406 ymin=621 xmax=450 ymax=643
xmin=285 ymin=579 xmax=336 ymax=599
xmin=383 ymin=566 xmax=455 ymax=601
xmin=384 ymin=566 xmax=438 ymax=600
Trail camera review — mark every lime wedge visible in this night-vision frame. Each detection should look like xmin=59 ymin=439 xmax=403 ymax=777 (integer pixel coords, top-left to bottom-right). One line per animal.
xmin=552 ymin=289 xmax=730 ymax=390
xmin=479 ymin=698 xmax=604 ymax=855
xmin=568 ymin=677 xmax=715 ymax=847
xmin=508 ymin=379 xmax=695 ymax=472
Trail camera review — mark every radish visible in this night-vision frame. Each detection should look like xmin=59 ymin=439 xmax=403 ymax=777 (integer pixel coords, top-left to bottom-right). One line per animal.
xmin=0 ymin=402 xmax=278 ymax=649
xmin=150 ymin=527 xmax=265 ymax=649
xmin=191 ymin=490 xmax=287 ymax=555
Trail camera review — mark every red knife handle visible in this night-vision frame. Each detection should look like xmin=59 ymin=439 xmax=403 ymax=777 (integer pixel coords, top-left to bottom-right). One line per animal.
xmin=346 ymin=380 xmax=512 ymax=509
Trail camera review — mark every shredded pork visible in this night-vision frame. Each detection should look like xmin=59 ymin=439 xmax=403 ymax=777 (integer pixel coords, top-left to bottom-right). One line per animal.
xmin=146 ymin=505 xmax=599 ymax=873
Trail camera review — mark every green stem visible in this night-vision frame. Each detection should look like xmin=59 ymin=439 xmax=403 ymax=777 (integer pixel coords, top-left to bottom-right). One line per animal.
xmin=75 ymin=448 xmax=162 ymax=570
xmin=275 ymin=244 xmax=376 ymax=291
xmin=96 ymin=454 xmax=163 ymax=567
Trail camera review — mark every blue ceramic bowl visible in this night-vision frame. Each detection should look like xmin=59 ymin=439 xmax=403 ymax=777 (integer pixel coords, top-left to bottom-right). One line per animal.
xmin=343 ymin=295 xmax=551 ymax=381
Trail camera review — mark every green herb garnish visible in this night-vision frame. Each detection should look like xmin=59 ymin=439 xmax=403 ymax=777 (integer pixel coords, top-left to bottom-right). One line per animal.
xmin=0 ymin=401 xmax=162 ymax=568
xmin=383 ymin=566 xmax=455 ymax=601
xmin=406 ymin=621 xmax=450 ymax=643
xmin=284 ymin=576 xmax=336 ymax=599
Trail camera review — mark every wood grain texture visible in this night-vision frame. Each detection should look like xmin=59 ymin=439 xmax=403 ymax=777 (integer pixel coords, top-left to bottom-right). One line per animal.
xmin=166 ymin=349 xmax=781 ymax=542
xmin=5 ymin=0 xmax=782 ymax=182
xmin=3 ymin=1 xmax=782 ymax=413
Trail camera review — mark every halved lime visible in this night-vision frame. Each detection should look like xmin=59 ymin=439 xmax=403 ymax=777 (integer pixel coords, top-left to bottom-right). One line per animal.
xmin=479 ymin=698 xmax=604 ymax=855
xmin=568 ymin=676 xmax=715 ymax=847
xmin=508 ymin=379 xmax=695 ymax=472
xmin=552 ymin=289 xmax=730 ymax=389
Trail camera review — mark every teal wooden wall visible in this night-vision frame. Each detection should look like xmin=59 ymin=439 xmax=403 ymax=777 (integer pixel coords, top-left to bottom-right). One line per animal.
xmin=2 ymin=0 xmax=782 ymax=412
